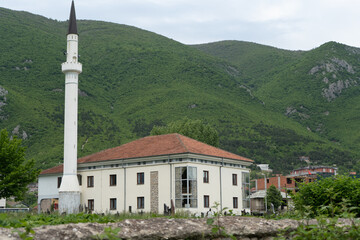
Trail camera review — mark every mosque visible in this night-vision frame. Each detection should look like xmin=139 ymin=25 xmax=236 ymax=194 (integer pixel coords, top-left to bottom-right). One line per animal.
xmin=37 ymin=1 xmax=252 ymax=215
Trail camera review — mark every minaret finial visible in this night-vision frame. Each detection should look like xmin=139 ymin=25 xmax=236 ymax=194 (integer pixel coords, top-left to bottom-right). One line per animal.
xmin=68 ymin=0 xmax=78 ymax=35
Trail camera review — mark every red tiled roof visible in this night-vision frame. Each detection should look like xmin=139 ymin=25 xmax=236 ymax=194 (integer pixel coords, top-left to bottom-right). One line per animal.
xmin=41 ymin=133 xmax=253 ymax=175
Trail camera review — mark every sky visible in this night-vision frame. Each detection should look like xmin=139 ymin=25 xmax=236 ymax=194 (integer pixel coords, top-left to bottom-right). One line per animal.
xmin=1 ymin=0 xmax=360 ymax=50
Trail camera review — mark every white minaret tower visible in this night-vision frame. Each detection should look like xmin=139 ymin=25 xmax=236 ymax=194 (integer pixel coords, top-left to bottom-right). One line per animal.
xmin=59 ymin=0 xmax=82 ymax=214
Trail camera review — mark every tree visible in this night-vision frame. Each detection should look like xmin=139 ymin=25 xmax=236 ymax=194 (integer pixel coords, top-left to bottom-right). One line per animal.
xmin=291 ymin=175 xmax=360 ymax=217
xmin=266 ymin=185 xmax=283 ymax=211
xmin=0 ymin=129 xmax=40 ymax=201
xmin=150 ymin=118 xmax=219 ymax=147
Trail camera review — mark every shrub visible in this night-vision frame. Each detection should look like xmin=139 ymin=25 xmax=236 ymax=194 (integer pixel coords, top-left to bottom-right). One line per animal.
xmin=291 ymin=175 xmax=360 ymax=217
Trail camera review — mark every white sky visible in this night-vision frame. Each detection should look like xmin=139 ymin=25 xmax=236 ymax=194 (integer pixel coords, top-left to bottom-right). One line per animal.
xmin=1 ymin=0 xmax=360 ymax=50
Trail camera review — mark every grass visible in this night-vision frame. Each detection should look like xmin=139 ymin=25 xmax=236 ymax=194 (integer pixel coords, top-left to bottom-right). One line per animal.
xmin=0 ymin=211 xmax=187 ymax=229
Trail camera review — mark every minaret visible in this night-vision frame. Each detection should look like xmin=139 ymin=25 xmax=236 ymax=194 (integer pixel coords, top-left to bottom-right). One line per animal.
xmin=59 ymin=0 xmax=82 ymax=214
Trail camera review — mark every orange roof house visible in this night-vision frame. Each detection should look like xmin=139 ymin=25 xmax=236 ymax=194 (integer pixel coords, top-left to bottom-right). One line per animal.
xmin=41 ymin=134 xmax=253 ymax=175
xmin=39 ymin=134 xmax=253 ymax=214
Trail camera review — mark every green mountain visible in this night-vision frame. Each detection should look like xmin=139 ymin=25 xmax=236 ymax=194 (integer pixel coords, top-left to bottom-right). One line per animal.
xmin=0 ymin=8 xmax=358 ymax=173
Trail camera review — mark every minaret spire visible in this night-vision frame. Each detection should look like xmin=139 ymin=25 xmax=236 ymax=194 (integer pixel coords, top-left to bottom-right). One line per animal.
xmin=59 ymin=0 xmax=82 ymax=214
xmin=68 ymin=0 xmax=78 ymax=35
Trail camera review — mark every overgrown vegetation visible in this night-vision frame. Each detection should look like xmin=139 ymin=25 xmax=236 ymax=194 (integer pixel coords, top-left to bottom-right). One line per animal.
xmin=0 ymin=212 xmax=167 ymax=229
xmin=291 ymin=175 xmax=360 ymax=218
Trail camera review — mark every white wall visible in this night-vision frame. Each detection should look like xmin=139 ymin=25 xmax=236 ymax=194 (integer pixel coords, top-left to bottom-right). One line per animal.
xmin=0 ymin=198 xmax=5 ymax=208
xmin=38 ymin=175 xmax=61 ymax=201
xmin=39 ymin=160 xmax=250 ymax=214
xmin=80 ymin=164 xmax=171 ymax=214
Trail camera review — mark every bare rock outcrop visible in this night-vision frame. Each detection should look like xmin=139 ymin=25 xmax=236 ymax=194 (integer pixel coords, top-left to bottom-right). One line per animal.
xmin=309 ymin=58 xmax=357 ymax=101
xmin=322 ymin=79 xmax=358 ymax=101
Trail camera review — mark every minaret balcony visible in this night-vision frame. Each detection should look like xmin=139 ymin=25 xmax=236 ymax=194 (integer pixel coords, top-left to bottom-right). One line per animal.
xmin=62 ymin=62 xmax=82 ymax=73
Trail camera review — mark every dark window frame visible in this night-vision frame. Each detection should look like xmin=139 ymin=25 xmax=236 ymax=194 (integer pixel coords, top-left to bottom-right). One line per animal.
xmin=57 ymin=177 xmax=62 ymax=188
xmin=233 ymin=197 xmax=238 ymax=209
xmin=137 ymin=197 xmax=144 ymax=209
xmin=87 ymin=176 xmax=94 ymax=188
xmin=232 ymin=174 xmax=237 ymax=186
xmin=88 ymin=199 xmax=94 ymax=211
xmin=110 ymin=174 xmax=117 ymax=186
xmin=286 ymin=178 xmax=292 ymax=184
xmin=77 ymin=174 xmax=82 ymax=186
xmin=137 ymin=172 xmax=144 ymax=185
xmin=203 ymin=170 xmax=209 ymax=183
xmin=204 ymin=195 xmax=210 ymax=208
xmin=110 ymin=198 xmax=117 ymax=210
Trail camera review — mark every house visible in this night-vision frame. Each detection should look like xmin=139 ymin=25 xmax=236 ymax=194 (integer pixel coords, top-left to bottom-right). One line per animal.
xmin=0 ymin=198 xmax=5 ymax=208
xmin=254 ymin=165 xmax=338 ymax=193
xmin=250 ymin=190 xmax=292 ymax=214
xmin=38 ymin=134 xmax=253 ymax=214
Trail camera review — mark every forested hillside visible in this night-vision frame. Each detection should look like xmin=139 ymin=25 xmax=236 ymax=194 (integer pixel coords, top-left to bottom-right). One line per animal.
xmin=0 ymin=8 xmax=358 ymax=173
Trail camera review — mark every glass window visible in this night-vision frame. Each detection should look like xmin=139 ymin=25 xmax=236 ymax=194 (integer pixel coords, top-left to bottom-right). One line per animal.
xmin=87 ymin=176 xmax=94 ymax=187
xmin=242 ymin=172 xmax=250 ymax=208
xmin=77 ymin=174 xmax=82 ymax=186
xmin=137 ymin=172 xmax=144 ymax=185
xmin=287 ymin=178 xmax=292 ymax=184
xmin=137 ymin=197 xmax=144 ymax=209
xmin=203 ymin=171 xmax=209 ymax=183
xmin=233 ymin=197 xmax=238 ymax=209
xmin=232 ymin=174 xmax=237 ymax=186
xmin=110 ymin=198 xmax=117 ymax=210
xmin=88 ymin=199 xmax=94 ymax=211
xmin=57 ymin=177 xmax=62 ymax=188
xmin=204 ymin=195 xmax=210 ymax=208
xmin=175 ymin=166 xmax=197 ymax=208
xmin=110 ymin=174 xmax=117 ymax=186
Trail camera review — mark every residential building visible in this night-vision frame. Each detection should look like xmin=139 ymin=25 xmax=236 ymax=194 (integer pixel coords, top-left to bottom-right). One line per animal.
xmin=38 ymin=134 xmax=253 ymax=214
xmin=253 ymin=165 xmax=337 ymax=193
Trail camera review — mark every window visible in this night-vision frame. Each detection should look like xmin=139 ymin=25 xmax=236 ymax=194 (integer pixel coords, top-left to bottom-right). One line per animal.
xmin=137 ymin=172 xmax=144 ymax=185
xmin=233 ymin=197 xmax=238 ymax=209
xmin=110 ymin=174 xmax=117 ymax=186
xmin=267 ymin=179 xmax=269 ymax=183
xmin=175 ymin=166 xmax=198 ymax=208
xmin=232 ymin=174 xmax=237 ymax=186
xmin=137 ymin=197 xmax=144 ymax=209
xmin=287 ymin=178 xmax=292 ymax=184
xmin=87 ymin=176 xmax=94 ymax=187
xmin=242 ymin=172 xmax=250 ymax=208
xmin=110 ymin=198 xmax=117 ymax=210
xmin=57 ymin=177 xmax=62 ymax=188
xmin=77 ymin=174 xmax=82 ymax=186
xmin=203 ymin=171 xmax=209 ymax=183
xmin=204 ymin=195 xmax=210 ymax=208
xmin=88 ymin=199 xmax=94 ymax=211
